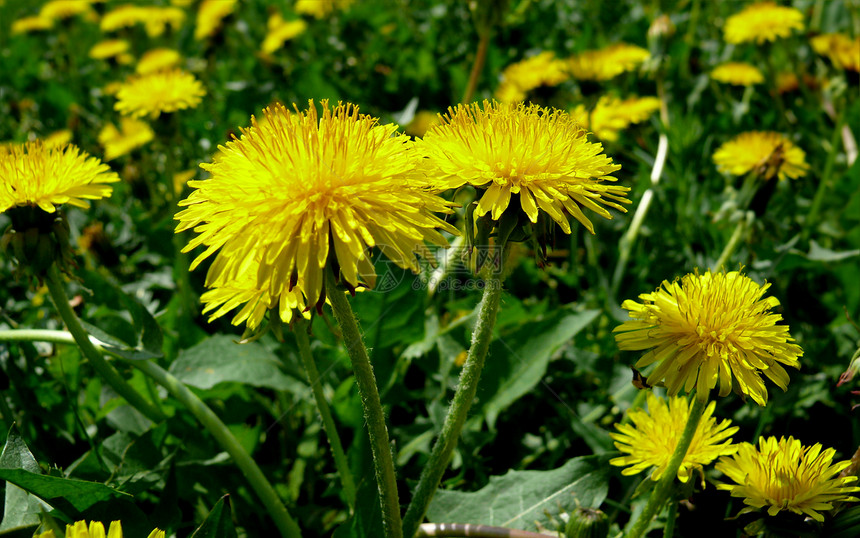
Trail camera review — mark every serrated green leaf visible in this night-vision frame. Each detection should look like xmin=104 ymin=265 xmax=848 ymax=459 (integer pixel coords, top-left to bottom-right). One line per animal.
xmin=0 ymin=429 xmax=44 ymax=531
xmin=0 ymin=469 xmax=132 ymax=518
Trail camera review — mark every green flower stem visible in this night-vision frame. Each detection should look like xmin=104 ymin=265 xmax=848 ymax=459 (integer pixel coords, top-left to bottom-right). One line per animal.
xmin=803 ymin=104 xmax=847 ymax=244
xmin=624 ymin=396 xmax=707 ymax=538
xmin=402 ymin=263 xmax=506 ymax=538
xmin=44 ymin=265 xmax=166 ymax=424
xmin=324 ymin=268 xmax=402 ymax=538
xmin=712 ymin=210 xmax=754 ymax=272
xmin=663 ymin=500 xmax=678 ymax=538
xmin=462 ymin=32 xmax=490 ymax=104
xmin=292 ymin=317 xmax=357 ymax=509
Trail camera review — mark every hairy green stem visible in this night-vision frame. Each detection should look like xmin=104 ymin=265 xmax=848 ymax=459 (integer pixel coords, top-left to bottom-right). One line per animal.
xmin=44 ymin=265 xmax=166 ymax=423
xmin=624 ymin=397 xmax=707 ymax=538
xmin=292 ymin=317 xmax=357 ymax=509
xmin=325 ymin=268 xmax=403 ymax=538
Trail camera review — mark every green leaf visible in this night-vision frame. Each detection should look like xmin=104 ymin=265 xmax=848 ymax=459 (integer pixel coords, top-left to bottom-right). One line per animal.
xmin=169 ymin=334 xmax=303 ymax=391
xmin=426 ymin=455 xmax=611 ymax=531
xmin=0 ymin=469 xmax=132 ymax=517
xmin=806 ymin=240 xmax=860 ymax=262
xmin=189 ymin=495 xmax=237 ymax=538
xmin=0 ymin=429 xmax=44 ymax=532
xmin=476 ymin=307 xmax=601 ymax=428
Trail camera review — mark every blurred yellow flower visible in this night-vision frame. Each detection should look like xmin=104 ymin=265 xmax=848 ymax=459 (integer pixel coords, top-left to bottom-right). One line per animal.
xmin=114 ymin=69 xmax=206 ymax=119
xmin=100 ymin=4 xmax=144 ymax=32
xmin=614 ymin=270 xmax=802 ymax=406
xmin=142 ymin=6 xmax=185 ymax=37
xmin=43 ymin=129 xmax=73 ymax=149
xmin=175 ymin=100 xmax=457 ymax=309
xmin=35 ymin=520 xmax=165 ymax=538
xmin=295 ymin=0 xmax=353 ymax=19
xmin=102 ymin=81 xmax=123 ymax=96
xmin=713 ymin=131 xmax=808 ymax=181
xmin=724 ymin=2 xmax=803 ymax=44
xmin=494 ymin=51 xmax=570 ymax=103
xmin=418 ymin=100 xmax=628 ymax=234
xmin=98 ymin=117 xmax=154 ymax=160
xmin=611 ymin=393 xmax=738 ymax=483
xmin=0 ymin=141 xmax=119 ymax=215
xmin=567 ymin=43 xmax=649 ymax=81
xmin=571 ymin=95 xmax=661 ymax=142
xmin=811 ymin=33 xmax=860 ymax=71
xmin=195 ymin=0 xmax=238 ymax=41
xmin=717 ymin=437 xmax=860 ymax=521
xmin=11 ymin=16 xmax=55 ymax=34
xmin=89 ymin=39 xmax=131 ymax=61
xmin=40 ymin=0 xmax=94 ymax=20
xmin=136 ymin=48 xmax=182 ymax=75
xmin=173 ymin=169 xmax=196 ymax=196
xmin=710 ymin=62 xmax=765 ymax=86
xmin=405 ymin=110 xmax=440 ymax=137
xmin=261 ymin=13 xmax=307 ymax=54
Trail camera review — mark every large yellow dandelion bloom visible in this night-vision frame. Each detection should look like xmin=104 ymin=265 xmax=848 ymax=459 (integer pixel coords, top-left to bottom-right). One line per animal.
xmin=35 ymin=520 xmax=165 ymax=538
xmin=98 ymin=118 xmax=154 ymax=160
xmin=0 ymin=141 xmax=119 ymax=214
xmin=175 ymin=100 xmax=458 ymax=309
xmin=195 ymin=0 xmax=238 ymax=41
xmin=567 ymin=43 xmax=650 ymax=81
xmin=571 ymin=95 xmax=661 ymax=142
xmin=114 ymin=69 xmax=206 ymax=119
xmin=494 ymin=51 xmax=570 ymax=103
xmin=136 ymin=48 xmax=182 ymax=75
xmin=710 ymin=62 xmax=765 ymax=86
xmin=713 ymin=131 xmax=808 ymax=181
xmin=811 ymin=33 xmax=860 ymax=71
xmin=717 ymin=437 xmax=860 ymax=521
xmin=419 ymin=100 xmax=628 ymax=233
xmin=11 ymin=16 xmax=55 ymax=34
xmin=611 ymin=393 xmax=738 ymax=483
xmin=614 ymin=270 xmax=802 ymax=406
xmin=724 ymin=2 xmax=804 ymax=44
xmin=261 ymin=13 xmax=307 ymax=54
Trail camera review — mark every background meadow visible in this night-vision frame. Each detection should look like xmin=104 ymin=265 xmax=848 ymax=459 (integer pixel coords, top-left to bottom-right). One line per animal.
xmin=1 ymin=0 xmax=859 ymax=537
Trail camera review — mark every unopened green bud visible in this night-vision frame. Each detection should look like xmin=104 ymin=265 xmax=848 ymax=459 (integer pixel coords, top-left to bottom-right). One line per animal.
xmin=565 ymin=507 xmax=609 ymax=538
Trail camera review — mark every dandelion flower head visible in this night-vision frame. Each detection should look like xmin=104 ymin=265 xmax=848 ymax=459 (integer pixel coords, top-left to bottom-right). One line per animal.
xmin=43 ymin=129 xmax=73 ymax=149
xmin=98 ymin=118 xmax=154 ymax=161
xmin=114 ymin=69 xmax=206 ymax=119
xmin=811 ymin=33 xmax=860 ymax=71
xmin=494 ymin=51 xmax=570 ymax=103
xmin=89 ymin=39 xmax=132 ymax=63
xmin=136 ymin=48 xmax=182 ymax=75
xmin=295 ymin=0 xmax=353 ymax=19
xmin=40 ymin=0 xmax=94 ymax=20
xmin=710 ymin=62 xmax=765 ymax=86
xmin=567 ymin=43 xmax=650 ymax=81
xmin=713 ymin=131 xmax=808 ymax=181
xmin=35 ymin=520 xmax=165 ymax=538
xmin=717 ymin=436 xmax=860 ymax=521
xmin=419 ymin=100 xmax=628 ymax=234
xmin=141 ymin=6 xmax=185 ymax=37
xmin=11 ymin=16 xmax=54 ymax=35
xmin=175 ymin=100 xmax=458 ymax=310
xmin=724 ymin=2 xmax=804 ymax=44
xmin=195 ymin=0 xmax=238 ymax=41
xmin=571 ymin=95 xmax=661 ymax=142
xmin=614 ymin=270 xmax=802 ymax=406
xmin=261 ymin=13 xmax=307 ymax=54
xmin=611 ymin=392 xmax=738 ymax=483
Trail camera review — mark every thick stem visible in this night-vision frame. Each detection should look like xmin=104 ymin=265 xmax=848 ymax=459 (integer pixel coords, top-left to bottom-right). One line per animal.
xmin=324 ymin=268 xmax=403 ymax=538
xmin=44 ymin=265 xmax=166 ymax=423
xmin=663 ymin=500 xmax=678 ymax=538
xmin=402 ymin=268 xmax=505 ymax=538
xmin=712 ymin=210 xmax=753 ymax=272
xmin=624 ymin=397 xmax=707 ymax=538
xmin=462 ymin=32 xmax=490 ymax=104
xmin=292 ymin=317 xmax=357 ymax=509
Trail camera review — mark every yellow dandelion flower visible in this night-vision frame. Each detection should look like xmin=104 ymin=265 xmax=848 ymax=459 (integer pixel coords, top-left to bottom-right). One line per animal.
xmin=40 ymin=0 xmax=93 ymax=20
xmin=811 ymin=33 xmax=860 ymax=71
xmin=141 ymin=6 xmax=185 ymax=37
xmin=611 ymin=393 xmax=738 ymax=483
xmin=614 ymin=270 xmax=802 ymax=406
xmin=710 ymin=62 xmax=765 ymax=86
xmin=175 ymin=100 xmax=459 ymax=309
xmin=102 ymin=81 xmax=123 ymax=96
xmin=713 ymin=131 xmax=808 ymax=181
xmin=724 ymin=2 xmax=804 ymax=45
xmin=136 ymin=48 xmax=182 ymax=75
xmin=89 ymin=39 xmax=130 ymax=61
xmin=11 ymin=16 xmax=55 ymax=34
xmin=43 ymin=129 xmax=73 ymax=149
xmin=567 ymin=43 xmax=650 ymax=81
xmin=195 ymin=0 xmax=238 ymax=41
xmin=98 ymin=117 xmax=154 ymax=160
xmin=35 ymin=520 xmax=165 ymax=538
xmin=418 ymin=100 xmax=628 ymax=234
xmin=295 ymin=0 xmax=353 ymax=19
xmin=261 ymin=13 xmax=307 ymax=54
xmin=493 ymin=51 xmax=570 ymax=103
xmin=100 ymin=4 xmax=145 ymax=32
xmin=405 ymin=110 xmax=440 ymax=137
xmin=571 ymin=95 xmax=661 ymax=142
xmin=173 ymin=169 xmax=195 ymax=196
xmin=717 ymin=437 xmax=860 ymax=521
xmin=114 ymin=69 xmax=206 ymax=119
xmin=0 ymin=141 xmax=119 ymax=215
xmin=775 ymin=71 xmax=799 ymax=94
xmin=170 ymin=0 xmax=194 ymax=6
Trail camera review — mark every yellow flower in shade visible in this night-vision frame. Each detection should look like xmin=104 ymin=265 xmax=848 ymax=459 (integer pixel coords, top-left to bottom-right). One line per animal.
xmin=195 ymin=0 xmax=238 ymax=41
xmin=175 ymin=101 xmax=458 ymax=310
xmin=89 ymin=39 xmax=131 ymax=61
xmin=295 ymin=0 xmax=353 ymax=19
xmin=114 ymin=69 xmax=206 ymax=119
xmin=614 ymin=270 xmax=802 ymax=406
xmin=571 ymin=95 xmax=661 ymax=142
xmin=98 ymin=118 xmax=154 ymax=160
xmin=35 ymin=520 xmax=165 ymax=538
xmin=713 ymin=131 xmax=808 ymax=181
xmin=716 ymin=437 xmax=860 ymax=521
xmin=43 ymin=129 xmax=73 ymax=149
xmin=0 ymin=141 xmax=119 ymax=215
xmin=610 ymin=393 xmax=738 ymax=483
xmin=40 ymin=0 xmax=93 ymax=20
xmin=493 ymin=51 xmax=570 ymax=103
xmin=11 ymin=16 xmax=55 ymax=34
xmin=418 ymin=100 xmax=628 ymax=234
xmin=710 ymin=62 xmax=765 ymax=86
xmin=136 ymin=48 xmax=182 ymax=75
xmin=567 ymin=43 xmax=650 ymax=81
xmin=724 ymin=2 xmax=804 ymax=45
xmin=775 ymin=71 xmax=800 ymax=94
xmin=811 ymin=33 xmax=860 ymax=71
xmin=261 ymin=13 xmax=307 ymax=54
